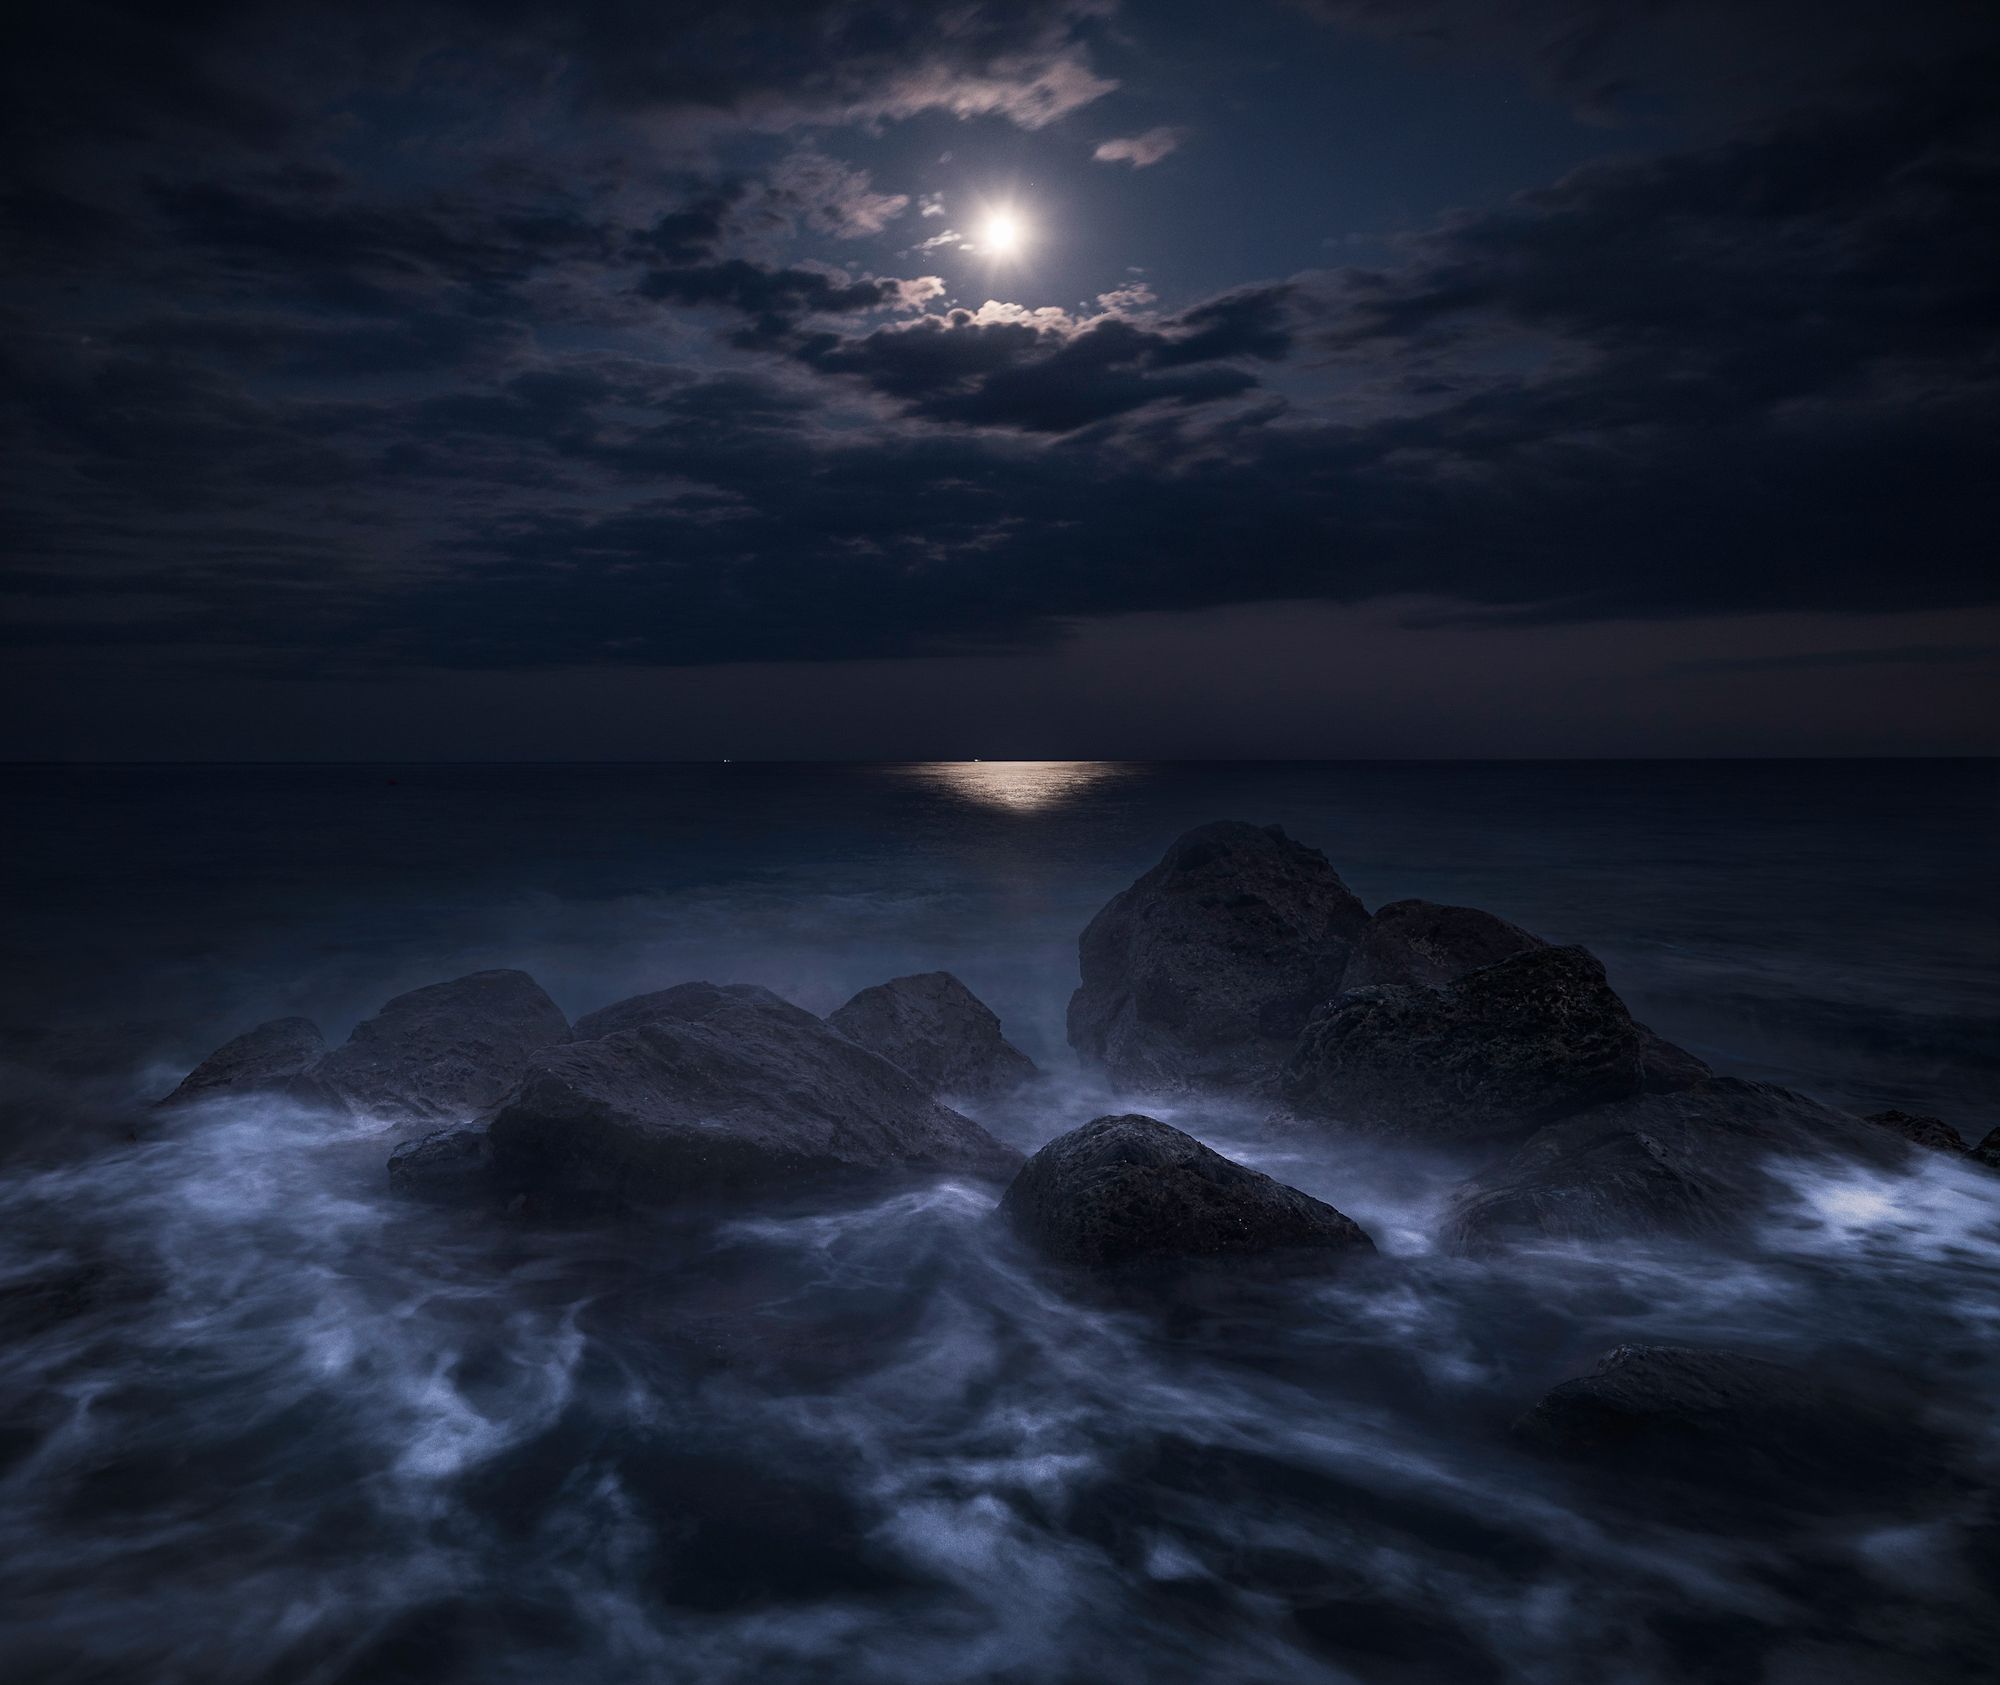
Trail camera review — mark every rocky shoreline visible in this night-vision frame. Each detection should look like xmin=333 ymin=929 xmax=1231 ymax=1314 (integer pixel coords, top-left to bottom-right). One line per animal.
xmin=155 ymin=816 xmax=1997 ymax=1471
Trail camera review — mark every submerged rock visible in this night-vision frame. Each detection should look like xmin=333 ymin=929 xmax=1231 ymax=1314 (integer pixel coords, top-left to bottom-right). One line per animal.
xmin=158 ymin=1016 xmax=325 ymax=1107
xmin=487 ymin=981 xmax=1021 ymax=1202
xmin=1282 ymin=946 xmax=1644 ymax=1142
xmin=1515 ymin=1344 xmax=1934 ymax=1511
xmin=1443 ymin=1077 xmax=1906 ymax=1251
xmin=1860 ymin=1108 xmax=1965 ymax=1154
xmin=1067 ymin=822 xmax=1370 ymax=1096
xmin=311 ymin=969 xmax=569 ymax=1125
xmin=386 ymin=1128 xmax=494 ymax=1201
xmin=999 ymin=1113 xmax=1374 ymax=1270
xmin=828 ymin=970 xmax=1037 ymax=1100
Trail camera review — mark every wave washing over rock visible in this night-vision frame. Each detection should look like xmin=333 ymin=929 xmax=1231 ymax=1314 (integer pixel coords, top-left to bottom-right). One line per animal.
xmin=3 ymin=763 xmax=1996 ymax=1684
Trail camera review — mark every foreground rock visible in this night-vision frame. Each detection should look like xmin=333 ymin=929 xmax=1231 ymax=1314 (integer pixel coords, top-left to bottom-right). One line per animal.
xmin=158 ymin=1016 xmax=326 ymax=1107
xmin=1972 ymin=1127 xmax=2000 ymax=1171
xmin=310 ymin=970 xmax=569 ymax=1125
xmin=1444 ymin=1077 xmax=1908 ymax=1251
xmin=1861 ymin=1108 xmax=1965 ymax=1153
xmin=1068 ymin=822 xmax=1371 ymax=1096
xmin=1516 ymin=1344 xmax=1936 ymax=1511
xmin=488 ymin=982 xmax=1022 ymax=1201
xmin=1000 ymin=1114 xmax=1374 ymax=1270
xmin=828 ymin=971 xmax=1037 ymax=1100
xmin=1282 ymin=946 xmax=1644 ymax=1142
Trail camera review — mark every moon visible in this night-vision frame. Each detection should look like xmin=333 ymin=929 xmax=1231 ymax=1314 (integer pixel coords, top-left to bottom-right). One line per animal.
xmin=982 ymin=210 xmax=1024 ymax=255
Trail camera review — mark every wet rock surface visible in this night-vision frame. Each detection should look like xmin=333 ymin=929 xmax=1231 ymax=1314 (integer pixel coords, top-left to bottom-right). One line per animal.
xmin=1861 ymin=1108 xmax=1966 ymax=1153
xmin=386 ymin=1128 xmax=495 ymax=1201
xmin=309 ymin=969 xmax=570 ymax=1125
xmin=1444 ymin=1077 xmax=1908 ymax=1251
xmin=1067 ymin=821 xmax=1370 ymax=1096
xmin=999 ymin=1113 xmax=1374 ymax=1270
xmin=1282 ymin=945 xmax=1645 ymax=1141
xmin=488 ymin=982 xmax=1022 ymax=1202
xmin=828 ymin=970 xmax=1038 ymax=1100
xmin=157 ymin=1016 xmax=326 ymax=1107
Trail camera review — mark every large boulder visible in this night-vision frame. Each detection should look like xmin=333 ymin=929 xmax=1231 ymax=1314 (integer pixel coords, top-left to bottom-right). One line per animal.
xmin=1067 ymin=822 xmax=1371 ymax=1096
xmin=1860 ymin=1108 xmax=1965 ymax=1154
xmin=1281 ymin=945 xmax=1645 ymax=1142
xmin=827 ymin=971 xmax=1037 ymax=1101
xmin=487 ymin=982 xmax=1022 ymax=1201
xmin=1341 ymin=900 xmax=1707 ymax=1095
xmin=999 ymin=1113 xmax=1374 ymax=1270
xmin=572 ymin=981 xmax=773 ymax=1042
xmin=1515 ymin=1344 xmax=1938 ymax=1512
xmin=311 ymin=969 xmax=569 ymax=1125
xmin=1339 ymin=898 xmax=1542 ymax=991
xmin=1443 ymin=1077 xmax=1909 ymax=1251
xmin=158 ymin=1016 xmax=325 ymax=1107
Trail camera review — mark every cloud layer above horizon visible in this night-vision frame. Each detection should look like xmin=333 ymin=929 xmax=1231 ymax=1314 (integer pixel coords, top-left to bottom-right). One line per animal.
xmin=2 ymin=0 xmax=1995 ymax=753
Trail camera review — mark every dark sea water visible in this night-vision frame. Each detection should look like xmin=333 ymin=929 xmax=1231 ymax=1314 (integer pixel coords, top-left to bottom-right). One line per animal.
xmin=2 ymin=760 xmax=1996 ymax=1683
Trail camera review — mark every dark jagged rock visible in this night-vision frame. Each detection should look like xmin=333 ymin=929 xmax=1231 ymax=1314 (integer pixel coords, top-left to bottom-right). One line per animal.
xmin=1971 ymin=1127 xmax=2000 ymax=1171
xmin=487 ymin=981 xmax=1022 ymax=1202
xmin=1339 ymin=899 xmax=1543 ymax=991
xmin=1860 ymin=1108 xmax=1965 ymax=1154
xmin=1282 ymin=946 xmax=1644 ymax=1142
xmin=828 ymin=970 xmax=1037 ymax=1100
xmin=999 ymin=1113 xmax=1374 ymax=1270
xmin=158 ymin=1016 xmax=326 ymax=1107
xmin=1067 ymin=822 xmax=1371 ymax=1096
xmin=1339 ymin=898 xmax=1709 ymax=1096
xmin=1515 ymin=1344 xmax=1936 ymax=1511
xmin=312 ymin=970 xmax=569 ymax=1125
xmin=1635 ymin=1027 xmax=1712 ymax=1094
xmin=573 ymin=981 xmax=781 ymax=1042
xmin=387 ymin=1128 xmax=494 ymax=1200
xmin=1443 ymin=1077 xmax=1908 ymax=1251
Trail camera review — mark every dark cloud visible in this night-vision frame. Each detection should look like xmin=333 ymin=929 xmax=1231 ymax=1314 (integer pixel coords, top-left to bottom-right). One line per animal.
xmin=1 ymin=0 xmax=1995 ymax=747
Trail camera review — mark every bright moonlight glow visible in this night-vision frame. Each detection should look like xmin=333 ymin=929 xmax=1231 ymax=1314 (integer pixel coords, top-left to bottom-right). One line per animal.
xmin=983 ymin=210 xmax=1023 ymax=254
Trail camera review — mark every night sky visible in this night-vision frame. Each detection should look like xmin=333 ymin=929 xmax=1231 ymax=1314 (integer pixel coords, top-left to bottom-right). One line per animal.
xmin=5 ymin=0 xmax=1997 ymax=759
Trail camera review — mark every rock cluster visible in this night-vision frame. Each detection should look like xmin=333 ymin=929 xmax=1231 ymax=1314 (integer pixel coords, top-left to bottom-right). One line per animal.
xmin=158 ymin=816 xmax=1988 ymax=1261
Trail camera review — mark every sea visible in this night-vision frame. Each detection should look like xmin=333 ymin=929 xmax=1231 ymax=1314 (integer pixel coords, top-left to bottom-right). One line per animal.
xmin=1 ymin=759 xmax=1995 ymax=1683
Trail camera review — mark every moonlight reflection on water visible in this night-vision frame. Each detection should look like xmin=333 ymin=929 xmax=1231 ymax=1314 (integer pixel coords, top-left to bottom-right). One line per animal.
xmin=898 ymin=761 xmax=1134 ymax=812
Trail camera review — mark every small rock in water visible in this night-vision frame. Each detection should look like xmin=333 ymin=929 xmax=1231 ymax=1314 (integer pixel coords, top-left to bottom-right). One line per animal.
xmin=828 ymin=970 xmax=1037 ymax=1101
xmin=157 ymin=1016 xmax=326 ymax=1107
xmin=1515 ymin=1343 xmax=1941 ymax=1513
xmin=1860 ymin=1108 xmax=1966 ymax=1154
xmin=310 ymin=969 xmax=569 ymax=1125
xmin=1967 ymin=1126 xmax=2000 ymax=1171
xmin=999 ymin=1112 xmax=1374 ymax=1270
xmin=1067 ymin=821 xmax=1370 ymax=1096
xmin=1282 ymin=945 xmax=1645 ymax=1141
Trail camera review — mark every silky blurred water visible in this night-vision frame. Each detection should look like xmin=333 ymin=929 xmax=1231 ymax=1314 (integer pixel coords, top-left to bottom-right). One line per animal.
xmin=1 ymin=760 xmax=1996 ymax=1682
